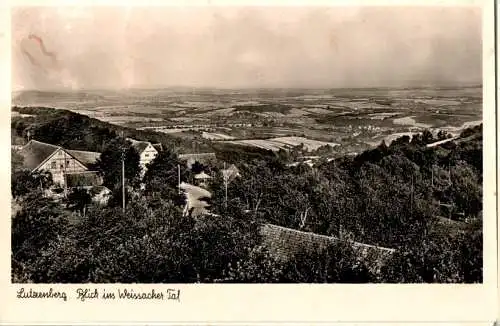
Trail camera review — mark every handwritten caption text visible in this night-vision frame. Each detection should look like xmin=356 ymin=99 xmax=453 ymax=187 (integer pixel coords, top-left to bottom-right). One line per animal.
xmin=16 ymin=287 xmax=181 ymax=302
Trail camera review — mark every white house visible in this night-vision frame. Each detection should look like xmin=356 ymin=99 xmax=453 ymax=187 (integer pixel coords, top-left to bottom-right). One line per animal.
xmin=127 ymin=138 xmax=160 ymax=175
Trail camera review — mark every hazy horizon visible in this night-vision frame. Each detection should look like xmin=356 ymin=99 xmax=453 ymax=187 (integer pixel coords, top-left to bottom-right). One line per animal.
xmin=13 ymin=83 xmax=483 ymax=94
xmin=12 ymin=6 xmax=482 ymax=91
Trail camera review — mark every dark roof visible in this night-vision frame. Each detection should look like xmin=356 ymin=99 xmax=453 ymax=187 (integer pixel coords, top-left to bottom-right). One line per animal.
xmin=259 ymin=224 xmax=395 ymax=272
xmin=152 ymin=143 xmax=163 ymax=152
xmin=20 ymin=140 xmax=60 ymax=170
xmin=65 ymin=171 xmax=102 ymax=188
xmin=66 ymin=150 xmax=100 ymax=167
xmin=127 ymin=138 xmax=155 ymax=154
xmin=20 ymin=140 xmax=102 ymax=170
xmin=132 ymin=142 xmax=150 ymax=153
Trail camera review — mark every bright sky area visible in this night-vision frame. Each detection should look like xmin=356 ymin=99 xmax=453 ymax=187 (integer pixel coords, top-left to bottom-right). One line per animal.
xmin=12 ymin=6 xmax=482 ymax=91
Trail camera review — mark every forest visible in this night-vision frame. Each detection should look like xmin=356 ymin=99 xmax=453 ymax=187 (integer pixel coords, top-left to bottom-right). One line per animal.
xmin=11 ymin=106 xmax=483 ymax=283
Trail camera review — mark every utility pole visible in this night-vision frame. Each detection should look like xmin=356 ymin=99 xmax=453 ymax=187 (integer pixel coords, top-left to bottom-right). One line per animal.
xmin=448 ymin=161 xmax=451 ymax=184
xmin=410 ymin=174 xmax=414 ymax=215
xmin=121 ymin=131 xmax=126 ymax=214
xmin=63 ymin=149 xmax=68 ymax=198
xmin=223 ymin=162 xmax=228 ymax=209
xmin=177 ymin=164 xmax=181 ymax=194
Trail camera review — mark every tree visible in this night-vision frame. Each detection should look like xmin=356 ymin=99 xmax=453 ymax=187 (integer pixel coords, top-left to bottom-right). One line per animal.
xmin=143 ymin=148 xmax=188 ymax=204
xmin=421 ymin=129 xmax=434 ymax=144
xmin=281 ymin=241 xmax=376 ymax=283
xmin=190 ymin=161 xmax=206 ymax=175
xmin=447 ymin=160 xmax=482 ymax=217
xmin=94 ymin=137 xmax=141 ymax=190
xmin=11 ymin=149 xmax=24 ymax=172
xmin=437 ymin=130 xmax=450 ymax=141
xmin=11 ymin=170 xmax=53 ymax=198
xmin=18 ymin=194 xmax=263 ymax=283
xmin=223 ymin=246 xmax=286 ymax=282
xmin=380 ymin=225 xmax=482 ymax=283
xmin=188 ymin=213 xmax=261 ymax=282
xmin=11 ymin=191 xmax=68 ymax=282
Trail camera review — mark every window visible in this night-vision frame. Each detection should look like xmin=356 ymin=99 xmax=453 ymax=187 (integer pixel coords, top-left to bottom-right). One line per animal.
xmin=145 ymin=154 xmax=149 ymax=158
xmin=51 ymin=161 xmax=57 ymax=169
xmin=66 ymin=160 xmax=70 ymax=166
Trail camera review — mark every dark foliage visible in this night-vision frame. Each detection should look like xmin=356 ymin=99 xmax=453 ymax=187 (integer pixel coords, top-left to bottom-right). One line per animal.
xmin=93 ymin=137 xmax=141 ymax=190
xmin=65 ymin=188 xmax=92 ymax=214
xmin=11 ymin=170 xmax=53 ymax=198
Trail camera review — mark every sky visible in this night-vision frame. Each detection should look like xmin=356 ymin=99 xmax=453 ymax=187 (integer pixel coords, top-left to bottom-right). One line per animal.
xmin=11 ymin=6 xmax=482 ymax=91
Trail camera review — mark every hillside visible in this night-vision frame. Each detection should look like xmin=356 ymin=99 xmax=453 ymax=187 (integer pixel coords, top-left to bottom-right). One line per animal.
xmin=11 ymin=106 xmax=215 ymax=154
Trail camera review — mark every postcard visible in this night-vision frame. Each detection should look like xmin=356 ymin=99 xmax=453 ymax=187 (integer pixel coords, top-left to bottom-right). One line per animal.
xmin=0 ymin=0 xmax=496 ymax=324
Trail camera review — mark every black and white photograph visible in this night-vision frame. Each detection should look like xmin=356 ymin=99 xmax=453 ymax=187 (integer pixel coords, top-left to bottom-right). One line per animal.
xmin=10 ymin=4 xmax=484 ymax=284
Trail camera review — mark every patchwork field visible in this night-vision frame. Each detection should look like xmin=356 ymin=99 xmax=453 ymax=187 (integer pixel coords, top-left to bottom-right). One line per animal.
xmin=13 ymin=86 xmax=482 ymax=155
xmin=202 ymin=132 xmax=235 ymax=140
xmin=224 ymin=136 xmax=339 ymax=152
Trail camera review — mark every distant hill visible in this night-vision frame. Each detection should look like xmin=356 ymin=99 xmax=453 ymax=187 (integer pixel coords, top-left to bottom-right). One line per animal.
xmin=12 ymin=90 xmax=107 ymax=105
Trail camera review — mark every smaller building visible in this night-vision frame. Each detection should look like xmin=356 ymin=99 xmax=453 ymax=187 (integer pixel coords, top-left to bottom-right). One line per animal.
xmin=89 ymin=186 xmax=112 ymax=205
xmin=222 ymin=164 xmax=241 ymax=182
xmin=194 ymin=171 xmax=212 ymax=188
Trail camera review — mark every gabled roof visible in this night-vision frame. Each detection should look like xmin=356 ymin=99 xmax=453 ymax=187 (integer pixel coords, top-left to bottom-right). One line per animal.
xmin=152 ymin=143 xmax=163 ymax=152
xmin=20 ymin=140 xmax=60 ymax=170
xmin=20 ymin=140 xmax=101 ymax=171
xmin=133 ymin=142 xmax=150 ymax=154
xmin=127 ymin=138 xmax=157 ymax=154
xmin=194 ymin=171 xmax=212 ymax=180
xmin=66 ymin=150 xmax=100 ymax=166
